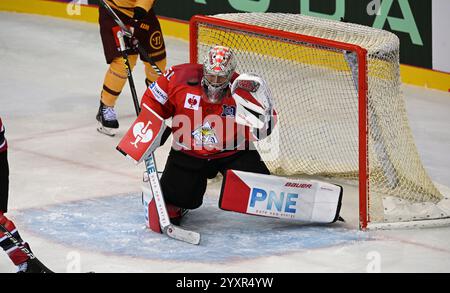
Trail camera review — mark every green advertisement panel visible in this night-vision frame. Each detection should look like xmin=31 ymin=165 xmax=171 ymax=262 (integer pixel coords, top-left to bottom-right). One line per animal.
xmin=88 ymin=0 xmax=432 ymax=68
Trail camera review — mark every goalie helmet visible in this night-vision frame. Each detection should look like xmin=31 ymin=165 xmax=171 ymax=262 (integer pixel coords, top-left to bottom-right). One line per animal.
xmin=201 ymin=46 xmax=237 ymax=104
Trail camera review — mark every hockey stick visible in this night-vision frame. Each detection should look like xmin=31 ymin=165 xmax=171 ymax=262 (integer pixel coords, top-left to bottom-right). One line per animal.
xmin=0 ymin=223 xmax=54 ymax=273
xmin=100 ymin=0 xmax=200 ymax=245
xmin=99 ymin=0 xmax=163 ymax=76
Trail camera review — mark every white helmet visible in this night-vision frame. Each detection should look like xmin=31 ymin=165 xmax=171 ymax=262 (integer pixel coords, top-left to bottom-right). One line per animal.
xmin=201 ymin=46 xmax=237 ymax=104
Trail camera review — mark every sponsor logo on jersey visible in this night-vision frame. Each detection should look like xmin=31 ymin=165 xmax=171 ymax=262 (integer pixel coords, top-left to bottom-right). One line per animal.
xmin=221 ymin=105 xmax=236 ymax=117
xmin=192 ymin=121 xmax=218 ymax=146
xmin=184 ymin=93 xmax=201 ymax=110
xmin=140 ymin=23 xmax=150 ymax=31
xmin=249 ymin=187 xmax=298 ymax=217
xmin=149 ymin=82 xmax=168 ymax=105
xmin=150 ymin=31 xmax=163 ymax=50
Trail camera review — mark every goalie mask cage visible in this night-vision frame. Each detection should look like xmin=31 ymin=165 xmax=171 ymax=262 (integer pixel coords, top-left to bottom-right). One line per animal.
xmin=189 ymin=14 xmax=450 ymax=230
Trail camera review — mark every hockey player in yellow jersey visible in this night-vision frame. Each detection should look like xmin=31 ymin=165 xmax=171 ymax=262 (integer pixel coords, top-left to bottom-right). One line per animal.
xmin=104 ymin=0 xmax=154 ymax=17
xmin=97 ymin=0 xmax=166 ymax=136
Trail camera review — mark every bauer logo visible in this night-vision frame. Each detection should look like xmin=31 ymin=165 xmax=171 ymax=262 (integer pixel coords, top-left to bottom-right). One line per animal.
xmin=285 ymin=182 xmax=312 ymax=189
xmin=248 ymin=187 xmax=298 ymax=217
xmin=149 ymin=82 xmax=168 ymax=105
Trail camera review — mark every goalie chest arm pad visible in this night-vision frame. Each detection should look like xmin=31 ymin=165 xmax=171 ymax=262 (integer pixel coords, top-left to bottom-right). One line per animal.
xmin=219 ymin=170 xmax=343 ymax=224
xmin=116 ymin=103 xmax=167 ymax=164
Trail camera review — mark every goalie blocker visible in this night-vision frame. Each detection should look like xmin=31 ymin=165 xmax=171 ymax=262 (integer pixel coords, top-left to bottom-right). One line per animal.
xmin=116 ymin=103 xmax=167 ymax=164
xmin=220 ymin=170 xmax=343 ymax=224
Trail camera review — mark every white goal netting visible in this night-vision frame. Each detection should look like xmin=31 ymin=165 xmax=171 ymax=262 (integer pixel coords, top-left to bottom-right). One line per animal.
xmin=191 ymin=13 xmax=449 ymax=227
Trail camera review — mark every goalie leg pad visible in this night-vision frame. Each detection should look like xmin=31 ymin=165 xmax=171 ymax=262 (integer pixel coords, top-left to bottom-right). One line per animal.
xmin=142 ymin=183 xmax=187 ymax=234
xmin=142 ymin=184 xmax=161 ymax=233
xmin=219 ymin=170 xmax=343 ymax=224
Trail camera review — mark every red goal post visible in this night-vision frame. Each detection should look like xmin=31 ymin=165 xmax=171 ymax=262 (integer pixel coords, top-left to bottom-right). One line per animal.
xmin=189 ymin=14 xmax=449 ymax=230
xmin=190 ymin=15 xmax=370 ymax=229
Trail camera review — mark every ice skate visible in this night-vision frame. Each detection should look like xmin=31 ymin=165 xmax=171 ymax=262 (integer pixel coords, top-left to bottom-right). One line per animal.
xmin=167 ymin=204 xmax=188 ymax=226
xmin=96 ymin=101 xmax=119 ymax=137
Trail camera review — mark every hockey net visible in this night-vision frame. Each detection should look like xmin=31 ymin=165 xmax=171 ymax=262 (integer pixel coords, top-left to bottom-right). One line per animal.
xmin=189 ymin=13 xmax=450 ymax=229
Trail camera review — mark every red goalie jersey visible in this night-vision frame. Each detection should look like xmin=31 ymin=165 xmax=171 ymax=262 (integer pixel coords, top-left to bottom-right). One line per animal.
xmin=141 ymin=63 xmax=276 ymax=159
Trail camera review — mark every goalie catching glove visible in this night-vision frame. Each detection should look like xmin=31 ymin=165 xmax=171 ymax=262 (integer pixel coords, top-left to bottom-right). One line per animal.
xmin=231 ymin=73 xmax=275 ymax=131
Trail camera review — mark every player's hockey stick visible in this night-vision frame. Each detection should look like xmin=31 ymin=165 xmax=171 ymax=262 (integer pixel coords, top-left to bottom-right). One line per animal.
xmin=0 ymin=223 xmax=54 ymax=273
xmin=101 ymin=0 xmax=200 ymax=245
xmin=99 ymin=0 xmax=163 ymax=76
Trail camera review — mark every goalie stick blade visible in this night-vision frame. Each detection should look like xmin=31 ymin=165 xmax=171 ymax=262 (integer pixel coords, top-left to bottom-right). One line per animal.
xmin=163 ymin=225 xmax=201 ymax=245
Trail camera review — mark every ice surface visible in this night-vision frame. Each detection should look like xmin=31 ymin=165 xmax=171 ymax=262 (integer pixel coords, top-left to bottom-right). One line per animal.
xmin=14 ymin=193 xmax=368 ymax=262
xmin=0 ymin=12 xmax=449 ymax=273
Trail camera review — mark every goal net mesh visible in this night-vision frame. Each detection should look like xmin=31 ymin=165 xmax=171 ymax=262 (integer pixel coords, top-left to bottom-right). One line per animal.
xmin=191 ymin=13 xmax=442 ymax=224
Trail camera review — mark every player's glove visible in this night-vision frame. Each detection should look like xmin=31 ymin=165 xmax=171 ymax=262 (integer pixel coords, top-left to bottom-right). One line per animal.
xmin=231 ymin=73 xmax=274 ymax=129
xmin=133 ymin=6 xmax=148 ymax=21
xmin=129 ymin=6 xmax=149 ymax=51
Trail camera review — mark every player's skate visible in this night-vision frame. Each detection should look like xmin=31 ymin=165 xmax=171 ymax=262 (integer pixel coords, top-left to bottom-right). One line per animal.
xmin=96 ymin=101 xmax=119 ymax=137
xmin=17 ymin=258 xmax=53 ymax=273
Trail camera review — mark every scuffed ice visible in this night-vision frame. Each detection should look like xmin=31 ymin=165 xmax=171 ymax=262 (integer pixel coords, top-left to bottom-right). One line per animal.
xmin=15 ymin=193 xmax=367 ymax=262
